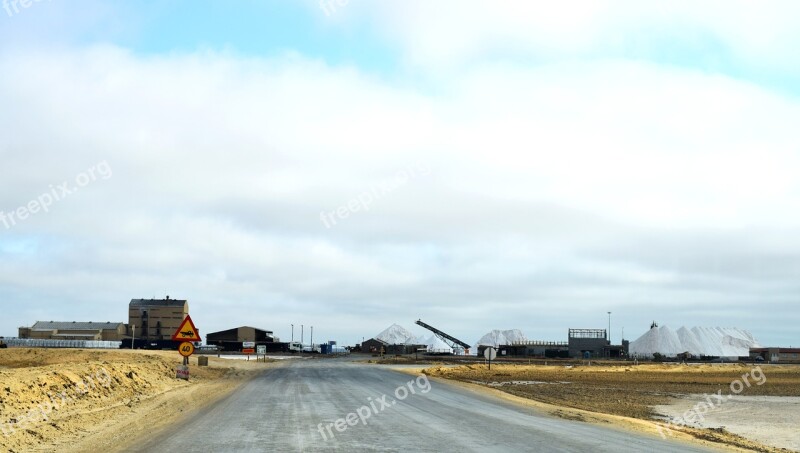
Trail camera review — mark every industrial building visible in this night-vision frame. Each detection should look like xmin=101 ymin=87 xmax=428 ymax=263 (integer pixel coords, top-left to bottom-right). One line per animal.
xmin=387 ymin=344 xmax=425 ymax=355
xmin=15 ymin=296 xmax=198 ymax=349
xmin=750 ymin=347 xmax=800 ymax=363
xmin=18 ymin=321 xmax=127 ymax=341
xmin=491 ymin=341 xmax=570 ymax=359
xmin=128 ymin=297 xmax=189 ymax=340
xmin=478 ymin=328 xmax=628 ymax=359
xmin=568 ymin=328 xmax=610 ymax=358
xmin=206 ymin=326 xmax=275 ymax=351
xmin=360 ymin=336 xmax=426 ymax=355
xmin=361 ymin=338 xmax=388 ymax=353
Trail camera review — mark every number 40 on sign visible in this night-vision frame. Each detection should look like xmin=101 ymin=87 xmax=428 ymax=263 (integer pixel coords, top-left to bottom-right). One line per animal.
xmin=179 ymin=342 xmax=195 ymax=357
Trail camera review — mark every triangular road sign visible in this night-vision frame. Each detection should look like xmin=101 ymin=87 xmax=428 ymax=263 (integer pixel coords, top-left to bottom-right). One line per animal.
xmin=172 ymin=314 xmax=200 ymax=341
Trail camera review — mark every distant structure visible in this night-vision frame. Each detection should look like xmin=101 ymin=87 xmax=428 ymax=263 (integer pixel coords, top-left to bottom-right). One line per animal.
xmin=16 ymin=296 xmax=194 ymax=350
xmin=494 ymin=328 xmax=628 ymax=359
xmin=361 ymin=338 xmax=389 ymax=354
xmin=206 ymin=326 xmax=275 ymax=351
xmin=415 ymin=319 xmax=471 ymax=355
xmin=488 ymin=340 xmax=569 ymax=359
xmin=750 ymin=347 xmax=800 ymax=363
xmin=361 ymin=324 xmax=426 ymax=355
xmin=18 ymin=321 xmax=126 ymax=341
xmin=128 ymin=296 xmax=189 ymax=340
xmin=568 ymin=328 xmax=609 ymax=358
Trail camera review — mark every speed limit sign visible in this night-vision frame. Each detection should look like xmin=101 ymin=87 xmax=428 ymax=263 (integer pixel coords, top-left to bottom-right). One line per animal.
xmin=179 ymin=341 xmax=195 ymax=357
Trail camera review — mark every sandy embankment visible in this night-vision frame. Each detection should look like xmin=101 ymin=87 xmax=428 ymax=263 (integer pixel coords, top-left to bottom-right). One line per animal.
xmin=0 ymin=348 xmax=273 ymax=453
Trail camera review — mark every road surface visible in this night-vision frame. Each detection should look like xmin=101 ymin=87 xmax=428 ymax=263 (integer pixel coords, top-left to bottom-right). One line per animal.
xmin=134 ymin=358 xmax=717 ymax=452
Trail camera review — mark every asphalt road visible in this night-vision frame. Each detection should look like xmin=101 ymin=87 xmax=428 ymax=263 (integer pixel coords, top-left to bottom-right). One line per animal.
xmin=134 ymin=358 xmax=717 ymax=452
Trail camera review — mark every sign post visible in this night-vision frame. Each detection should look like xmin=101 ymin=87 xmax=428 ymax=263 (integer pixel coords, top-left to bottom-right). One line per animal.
xmin=172 ymin=315 xmax=200 ymax=380
xmin=242 ymin=341 xmax=255 ymax=359
xmin=484 ymin=347 xmax=497 ymax=370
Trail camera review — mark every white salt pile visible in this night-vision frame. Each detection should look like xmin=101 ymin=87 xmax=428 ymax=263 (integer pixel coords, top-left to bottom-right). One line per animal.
xmin=374 ymin=324 xmax=422 ymax=345
xmin=630 ymin=325 xmax=761 ymax=358
xmin=471 ymin=329 xmax=528 ymax=354
xmin=424 ymin=334 xmax=453 ymax=354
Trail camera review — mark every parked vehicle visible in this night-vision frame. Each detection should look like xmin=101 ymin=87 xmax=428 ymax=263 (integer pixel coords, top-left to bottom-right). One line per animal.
xmin=288 ymin=341 xmax=303 ymax=352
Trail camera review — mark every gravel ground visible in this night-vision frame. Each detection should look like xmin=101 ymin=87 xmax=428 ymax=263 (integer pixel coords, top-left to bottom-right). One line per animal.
xmin=133 ymin=358 xmax=719 ymax=453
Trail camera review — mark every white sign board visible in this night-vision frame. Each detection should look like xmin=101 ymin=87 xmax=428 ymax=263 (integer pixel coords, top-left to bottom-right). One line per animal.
xmin=484 ymin=347 xmax=497 ymax=360
xmin=243 ymin=341 xmax=256 ymax=348
xmin=257 ymin=345 xmax=266 ymax=355
xmin=176 ymin=365 xmax=190 ymax=380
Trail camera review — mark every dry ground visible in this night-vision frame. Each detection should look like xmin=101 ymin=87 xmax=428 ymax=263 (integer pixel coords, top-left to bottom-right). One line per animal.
xmin=0 ymin=348 xmax=274 ymax=453
xmin=423 ymin=362 xmax=800 ymax=452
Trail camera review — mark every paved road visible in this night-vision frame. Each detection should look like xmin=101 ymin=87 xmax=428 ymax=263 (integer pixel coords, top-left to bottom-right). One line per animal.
xmin=135 ymin=359 xmax=716 ymax=452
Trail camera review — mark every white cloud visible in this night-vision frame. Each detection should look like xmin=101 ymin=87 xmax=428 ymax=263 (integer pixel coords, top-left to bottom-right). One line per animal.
xmin=354 ymin=0 xmax=800 ymax=76
xmin=1 ymin=42 xmax=799 ymax=345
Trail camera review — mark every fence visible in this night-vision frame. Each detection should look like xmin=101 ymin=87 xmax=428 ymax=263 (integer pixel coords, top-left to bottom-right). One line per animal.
xmin=510 ymin=340 xmax=568 ymax=346
xmin=2 ymin=338 xmax=122 ymax=349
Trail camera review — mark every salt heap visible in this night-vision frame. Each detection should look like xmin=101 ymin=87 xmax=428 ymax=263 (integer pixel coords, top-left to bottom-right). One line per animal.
xmin=471 ymin=329 xmax=528 ymax=355
xmin=424 ymin=335 xmax=453 ymax=354
xmin=630 ymin=325 xmax=761 ymax=358
xmin=375 ymin=324 xmax=419 ymax=345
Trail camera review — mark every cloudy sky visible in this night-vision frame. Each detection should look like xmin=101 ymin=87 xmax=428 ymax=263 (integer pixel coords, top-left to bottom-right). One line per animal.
xmin=1 ymin=1 xmax=799 ymax=347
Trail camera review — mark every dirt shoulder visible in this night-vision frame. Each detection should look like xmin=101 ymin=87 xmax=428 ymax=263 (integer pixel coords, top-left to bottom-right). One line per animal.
xmin=420 ymin=363 xmax=800 ymax=452
xmin=0 ymin=348 xmax=278 ymax=453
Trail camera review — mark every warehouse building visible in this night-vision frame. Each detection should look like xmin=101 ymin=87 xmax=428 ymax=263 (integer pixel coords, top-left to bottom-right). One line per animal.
xmin=386 ymin=343 xmax=426 ymax=355
xmin=492 ymin=341 xmax=570 ymax=358
xmin=128 ymin=296 xmax=189 ymax=340
xmin=361 ymin=338 xmax=388 ymax=354
xmin=206 ymin=326 xmax=275 ymax=351
xmin=750 ymin=347 xmax=800 ymax=363
xmin=482 ymin=329 xmax=626 ymax=359
xmin=18 ymin=321 xmax=127 ymax=341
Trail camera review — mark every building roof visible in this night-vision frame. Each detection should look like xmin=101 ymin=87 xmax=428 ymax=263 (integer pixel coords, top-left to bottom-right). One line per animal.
xmin=207 ymin=326 xmax=274 ymax=336
xmin=52 ymin=333 xmax=101 ymax=338
xmin=129 ymin=297 xmax=187 ymax=307
xmin=751 ymin=347 xmax=800 ymax=353
xmin=30 ymin=321 xmax=124 ymax=331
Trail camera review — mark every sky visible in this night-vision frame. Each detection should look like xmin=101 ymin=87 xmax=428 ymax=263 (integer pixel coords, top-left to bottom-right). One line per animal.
xmin=1 ymin=1 xmax=799 ymax=348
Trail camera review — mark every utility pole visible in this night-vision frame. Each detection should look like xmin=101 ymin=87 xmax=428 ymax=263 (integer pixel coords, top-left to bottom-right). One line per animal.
xmin=301 ymin=325 xmax=304 ymax=345
xmin=608 ymin=312 xmax=612 ymax=344
xmin=131 ymin=325 xmax=135 ymax=350
xmin=291 ymin=324 xmax=294 ymax=342
xmin=310 ymin=326 xmax=314 ymax=349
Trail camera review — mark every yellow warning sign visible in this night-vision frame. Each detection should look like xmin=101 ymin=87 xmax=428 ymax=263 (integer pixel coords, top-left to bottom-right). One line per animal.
xmin=172 ymin=314 xmax=200 ymax=341
xmin=178 ymin=341 xmax=195 ymax=357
